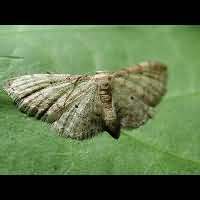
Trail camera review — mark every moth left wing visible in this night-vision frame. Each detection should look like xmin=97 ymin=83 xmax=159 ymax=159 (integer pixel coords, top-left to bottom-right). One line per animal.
xmin=52 ymin=83 xmax=105 ymax=140
xmin=112 ymin=61 xmax=167 ymax=129
xmin=3 ymin=74 xmax=90 ymax=122
xmin=3 ymin=74 xmax=106 ymax=140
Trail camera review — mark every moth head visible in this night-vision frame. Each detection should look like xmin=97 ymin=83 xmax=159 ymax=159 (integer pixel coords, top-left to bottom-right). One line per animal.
xmin=94 ymin=71 xmax=113 ymax=81
xmin=95 ymin=70 xmax=109 ymax=74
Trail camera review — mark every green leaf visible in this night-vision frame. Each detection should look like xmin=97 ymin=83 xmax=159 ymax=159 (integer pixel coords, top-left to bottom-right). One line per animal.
xmin=0 ymin=25 xmax=200 ymax=174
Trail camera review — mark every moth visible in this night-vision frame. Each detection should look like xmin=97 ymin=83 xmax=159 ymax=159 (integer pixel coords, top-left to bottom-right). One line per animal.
xmin=3 ymin=61 xmax=167 ymax=140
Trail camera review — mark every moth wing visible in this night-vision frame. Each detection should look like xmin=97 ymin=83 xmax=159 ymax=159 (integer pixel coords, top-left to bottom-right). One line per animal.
xmin=112 ymin=61 xmax=167 ymax=128
xmin=3 ymin=74 xmax=87 ymax=122
xmin=52 ymin=83 xmax=105 ymax=140
xmin=4 ymin=74 xmax=105 ymax=140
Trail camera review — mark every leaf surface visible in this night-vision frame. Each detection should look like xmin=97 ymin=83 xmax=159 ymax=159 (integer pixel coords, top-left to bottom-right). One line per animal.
xmin=0 ymin=26 xmax=200 ymax=174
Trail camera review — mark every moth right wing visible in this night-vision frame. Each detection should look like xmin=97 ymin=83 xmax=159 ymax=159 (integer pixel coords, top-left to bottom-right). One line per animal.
xmin=112 ymin=61 xmax=167 ymax=129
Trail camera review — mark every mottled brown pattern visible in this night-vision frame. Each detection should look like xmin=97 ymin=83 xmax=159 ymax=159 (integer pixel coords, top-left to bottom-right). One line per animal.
xmin=3 ymin=61 xmax=167 ymax=140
